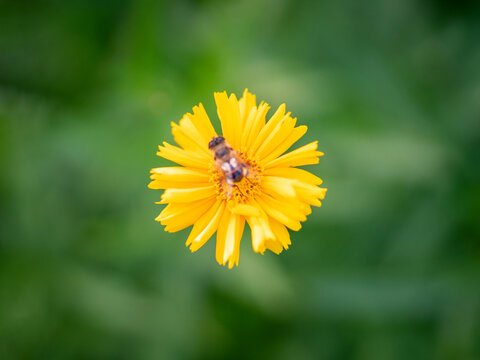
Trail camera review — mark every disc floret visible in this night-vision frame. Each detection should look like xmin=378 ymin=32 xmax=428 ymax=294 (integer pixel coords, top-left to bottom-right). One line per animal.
xmin=210 ymin=153 xmax=263 ymax=203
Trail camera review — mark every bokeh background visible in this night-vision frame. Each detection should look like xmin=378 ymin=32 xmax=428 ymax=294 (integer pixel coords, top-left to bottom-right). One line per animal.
xmin=1 ymin=0 xmax=480 ymax=359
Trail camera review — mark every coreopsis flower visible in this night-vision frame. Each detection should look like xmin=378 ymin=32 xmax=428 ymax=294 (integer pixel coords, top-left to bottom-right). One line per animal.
xmin=149 ymin=89 xmax=326 ymax=268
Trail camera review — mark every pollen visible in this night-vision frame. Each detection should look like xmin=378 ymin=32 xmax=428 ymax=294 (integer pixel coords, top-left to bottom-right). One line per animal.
xmin=210 ymin=154 xmax=263 ymax=203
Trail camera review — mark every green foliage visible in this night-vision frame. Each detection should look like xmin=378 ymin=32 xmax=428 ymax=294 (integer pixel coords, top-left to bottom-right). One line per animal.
xmin=1 ymin=0 xmax=479 ymax=359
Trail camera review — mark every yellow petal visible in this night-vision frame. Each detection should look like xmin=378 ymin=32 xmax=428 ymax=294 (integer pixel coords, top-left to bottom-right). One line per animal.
xmin=247 ymin=217 xmax=265 ymax=253
xmin=157 ymin=197 xmax=213 ymax=220
xmin=156 ymin=142 xmax=210 ymax=169
xmin=148 ymin=179 xmax=208 ymax=190
xmin=150 ymin=166 xmax=209 ymax=176
xmin=191 ymin=103 xmax=217 ymax=141
xmin=224 ymin=214 xmax=245 ymax=268
xmin=149 ymin=167 xmax=210 ymax=189
xmin=240 ymin=106 xmax=258 ymax=152
xmin=158 ymin=197 xmax=216 ymax=232
xmin=250 ymin=104 xmax=287 ymax=155
xmin=300 ymin=202 xmax=312 ymax=216
xmin=238 ymin=89 xmax=256 ymax=124
xmin=269 ymin=218 xmax=291 ymax=249
xmin=228 ymin=202 xmax=262 ymax=217
xmin=295 ymin=185 xmax=327 ymax=207
xmin=265 ymin=141 xmax=323 ymax=168
xmin=233 ymin=215 xmax=245 ymax=267
xmin=256 ymin=195 xmax=302 ymax=231
xmin=160 ymin=186 xmax=215 ymax=203
xmin=261 ymin=126 xmax=307 ymax=164
xmin=214 ymin=92 xmax=231 ymax=141
xmin=215 ymin=210 xmax=230 ymax=265
xmin=260 ymin=178 xmax=311 ymax=219
xmin=293 ymin=181 xmax=327 ymax=199
xmin=263 ymin=191 xmax=308 ymax=221
xmin=178 ymin=114 xmax=214 ymax=151
xmin=261 ymin=176 xmax=297 ymax=199
xmin=229 ymin=93 xmax=243 ymax=149
xmin=171 ymin=121 xmax=211 ymax=156
xmin=264 ymin=239 xmax=283 ymax=254
xmin=255 ymin=116 xmax=296 ymax=160
xmin=215 ymin=211 xmax=246 ymax=268
xmin=187 ymin=200 xmax=225 ymax=251
xmin=244 ymin=102 xmax=270 ymax=152
xmin=263 ymin=167 xmax=323 ymax=185
xmin=214 ymin=91 xmax=241 ymax=149
xmin=223 ymin=213 xmax=236 ymax=264
xmin=246 ymin=216 xmax=275 ymax=254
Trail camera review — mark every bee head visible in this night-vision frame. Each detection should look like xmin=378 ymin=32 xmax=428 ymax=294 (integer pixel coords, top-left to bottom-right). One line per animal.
xmin=208 ymin=136 xmax=225 ymax=149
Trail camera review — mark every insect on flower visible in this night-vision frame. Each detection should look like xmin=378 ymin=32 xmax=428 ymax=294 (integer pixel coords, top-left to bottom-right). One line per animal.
xmin=209 ymin=136 xmax=251 ymax=199
xmin=149 ymin=89 xmax=327 ymax=268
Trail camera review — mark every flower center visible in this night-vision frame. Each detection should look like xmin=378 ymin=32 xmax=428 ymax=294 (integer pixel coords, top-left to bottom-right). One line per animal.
xmin=210 ymin=153 xmax=263 ymax=203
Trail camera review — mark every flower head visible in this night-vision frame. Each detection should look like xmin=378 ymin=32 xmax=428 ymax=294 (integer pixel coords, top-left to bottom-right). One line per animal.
xmin=149 ymin=89 xmax=326 ymax=268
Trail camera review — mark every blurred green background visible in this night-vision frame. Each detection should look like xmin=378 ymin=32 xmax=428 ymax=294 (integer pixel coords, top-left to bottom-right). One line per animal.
xmin=1 ymin=0 xmax=480 ymax=359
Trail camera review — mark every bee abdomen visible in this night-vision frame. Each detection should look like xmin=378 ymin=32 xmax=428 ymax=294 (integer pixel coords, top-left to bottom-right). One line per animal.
xmin=231 ymin=169 xmax=243 ymax=183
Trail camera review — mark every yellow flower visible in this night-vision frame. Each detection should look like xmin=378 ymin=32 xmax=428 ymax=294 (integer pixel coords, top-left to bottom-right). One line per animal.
xmin=148 ymin=89 xmax=327 ymax=268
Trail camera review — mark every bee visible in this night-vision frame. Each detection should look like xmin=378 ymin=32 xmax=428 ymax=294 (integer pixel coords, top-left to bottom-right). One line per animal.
xmin=208 ymin=136 xmax=249 ymax=196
